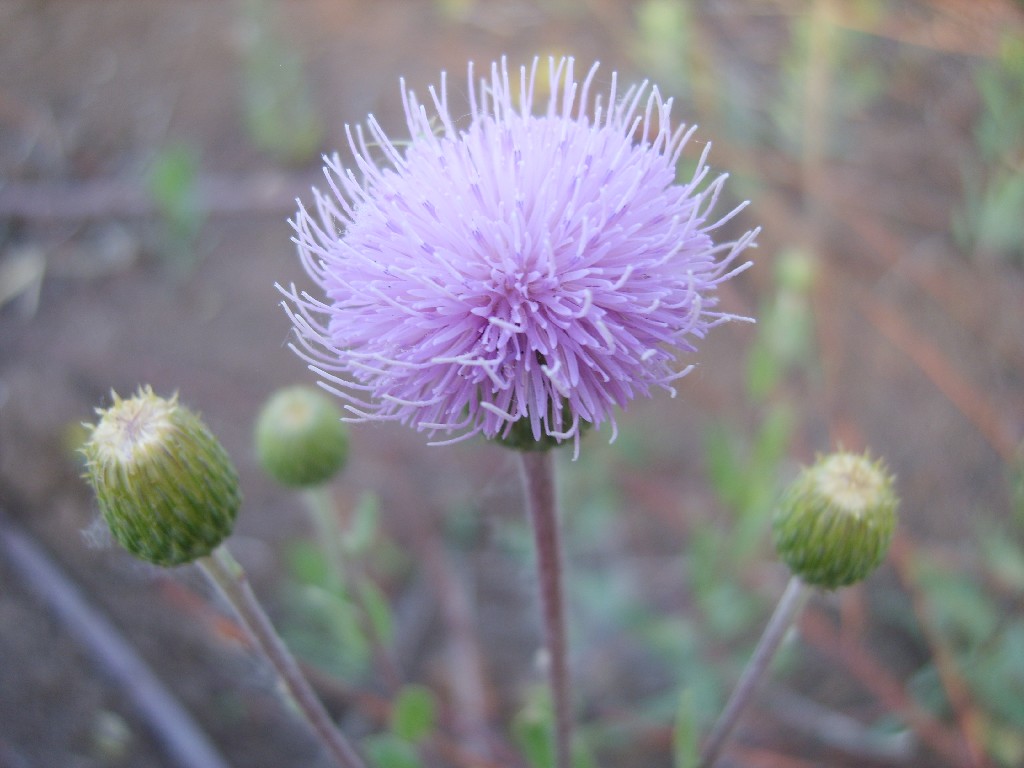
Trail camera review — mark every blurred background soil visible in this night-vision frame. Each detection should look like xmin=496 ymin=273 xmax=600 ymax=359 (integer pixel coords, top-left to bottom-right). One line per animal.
xmin=1 ymin=1 xmax=1023 ymax=767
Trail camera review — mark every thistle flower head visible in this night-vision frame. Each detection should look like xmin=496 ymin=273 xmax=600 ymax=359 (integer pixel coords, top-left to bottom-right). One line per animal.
xmin=773 ymin=451 xmax=898 ymax=589
xmin=81 ymin=387 xmax=240 ymax=566
xmin=284 ymin=57 xmax=757 ymax=455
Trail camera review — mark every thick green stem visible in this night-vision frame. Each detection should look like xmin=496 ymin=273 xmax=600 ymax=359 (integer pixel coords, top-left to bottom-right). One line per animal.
xmin=518 ymin=450 xmax=572 ymax=768
xmin=198 ymin=545 xmax=367 ymax=768
xmin=699 ymin=576 xmax=810 ymax=768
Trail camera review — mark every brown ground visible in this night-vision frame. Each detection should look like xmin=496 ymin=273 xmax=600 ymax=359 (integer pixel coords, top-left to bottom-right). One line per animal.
xmin=2 ymin=2 xmax=1023 ymax=767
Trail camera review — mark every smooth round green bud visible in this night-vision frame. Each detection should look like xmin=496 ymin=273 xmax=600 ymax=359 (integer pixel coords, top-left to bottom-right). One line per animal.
xmin=81 ymin=387 xmax=241 ymax=566
xmin=254 ymin=386 xmax=349 ymax=488
xmin=773 ymin=451 xmax=898 ymax=589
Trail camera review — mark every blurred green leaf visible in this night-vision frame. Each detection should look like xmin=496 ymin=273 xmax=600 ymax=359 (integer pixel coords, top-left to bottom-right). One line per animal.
xmin=702 ymin=409 xmax=787 ymax=561
xmin=146 ymin=143 xmax=204 ymax=272
xmin=914 ymin=556 xmax=999 ymax=650
xmin=307 ymin=583 xmax=369 ymax=652
xmin=344 ymin=492 xmax=380 ymax=555
xmin=433 ymin=0 xmax=473 ymax=22
xmin=390 ymin=685 xmax=437 ymax=744
xmin=967 ymin=621 xmax=1024 ymax=728
xmin=634 ymin=614 xmax=696 ymax=665
xmin=673 ymin=688 xmax=698 ymax=768
xmin=283 ymin=581 xmax=371 ymax=679
xmin=359 ymin=579 xmax=394 ymax=647
xmin=571 ymin=564 xmax=633 ymax=630
xmin=512 ymin=686 xmax=554 ymax=768
xmin=364 ymin=733 xmax=421 ymax=768
xmin=750 ymin=405 xmax=793 ymax=489
xmin=687 ymin=523 xmax=761 ymax=640
xmin=237 ymin=0 xmax=323 ymax=163
xmin=1012 ymin=448 xmax=1024 ymax=528
xmin=975 ymin=36 xmax=1024 ymax=163
xmin=957 ymin=34 xmax=1024 ymax=263
xmin=960 ymin=171 xmax=1024 ymax=259
xmin=979 ymin=528 xmax=1024 ymax=591
xmin=633 ymin=0 xmax=692 ymax=97
xmin=147 ymin=144 xmax=201 ymax=230
xmin=571 ymin=739 xmax=598 ymax=768
xmin=983 ymin=718 xmax=1024 ymax=768
xmin=703 ymin=425 xmax=744 ymax=512
xmin=907 ymin=663 xmax=949 ymax=718
xmin=688 ymin=522 xmax=725 ymax=597
xmin=698 ymin=581 xmax=761 ymax=641
xmin=762 ymin=286 xmax=815 ymax=371
xmin=746 ymin=250 xmax=817 ymax=401
xmin=285 ymin=539 xmax=332 ymax=586
xmin=746 ymin=335 xmax=783 ymax=401
xmin=771 ymin=7 xmax=885 ymax=155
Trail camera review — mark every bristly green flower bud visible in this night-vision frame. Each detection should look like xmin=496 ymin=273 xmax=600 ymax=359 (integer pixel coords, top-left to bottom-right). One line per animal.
xmin=773 ymin=451 xmax=898 ymax=589
xmin=254 ymin=386 xmax=349 ymax=488
xmin=81 ymin=387 xmax=241 ymax=566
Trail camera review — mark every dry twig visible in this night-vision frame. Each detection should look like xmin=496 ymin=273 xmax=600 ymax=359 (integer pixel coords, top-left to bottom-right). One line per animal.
xmin=0 ymin=512 xmax=231 ymax=768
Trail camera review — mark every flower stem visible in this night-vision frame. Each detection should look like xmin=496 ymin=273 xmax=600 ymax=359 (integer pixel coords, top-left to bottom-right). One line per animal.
xmin=518 ymin=450 xmax=572 ymax=768
xmin=699 ymin=575 xmax=809 ymax=768
xmin=198 ymin=545 xmax=367 ymax=768
xmin=301 ymin=486 xmax=403 ymax=689
xmin=302 ymin=485 xmax=346 ymax=590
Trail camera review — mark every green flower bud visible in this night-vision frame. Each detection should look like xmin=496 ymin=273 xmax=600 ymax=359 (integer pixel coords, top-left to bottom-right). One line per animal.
xmin=254 ymin=386 xmax=349 ymax=488
xmin=493 ymin=400 xmax=590 ymax=453
xmin=773 ymin=451 xmax=898 ymax=589
xmin=494 ymin=416 xmax=562 ymax=452
xmin=81 ymin=387 xmax=241 ymax=566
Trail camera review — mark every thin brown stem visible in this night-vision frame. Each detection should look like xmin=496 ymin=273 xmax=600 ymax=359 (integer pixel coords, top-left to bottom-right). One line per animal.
xmin=198 ymin=545 xmax=367 ymax=768
xmin=700 ymin=576 xmax=810 ymax=768
xmin=518 ymin=450 xmax=572 ymax=768
xmin=0 ymin=515 xmax=230 ymax=768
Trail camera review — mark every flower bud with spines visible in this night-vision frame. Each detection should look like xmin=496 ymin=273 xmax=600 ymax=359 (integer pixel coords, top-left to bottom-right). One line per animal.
xmin=254 ymin=386 xmax=349 ymax=488
xmin=81 ymin=387 xmax=241 ymax=566
xmin=773 ymin=451 xmax=898 ymax=589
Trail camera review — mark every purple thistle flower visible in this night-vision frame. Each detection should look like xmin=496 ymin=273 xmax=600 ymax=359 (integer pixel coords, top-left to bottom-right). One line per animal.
xmin=283 ymin=57 xmax=757 ymax=456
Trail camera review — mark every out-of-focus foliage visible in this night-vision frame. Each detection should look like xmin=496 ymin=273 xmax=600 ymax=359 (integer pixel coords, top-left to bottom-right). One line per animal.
xmin=954 ymin=35 xmax=1024 ymax=264
xmin=236 ymin=0 xmax=323 ymax=163
xmin=146 ymin=143 xmax=204 ymax=273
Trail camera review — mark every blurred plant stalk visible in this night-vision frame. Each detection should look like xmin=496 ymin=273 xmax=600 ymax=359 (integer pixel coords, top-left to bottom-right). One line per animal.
xmin=199 ymin=545 xmax=369 ymax=768
xmin=519 ymin=450 xmax=573 ymax=768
